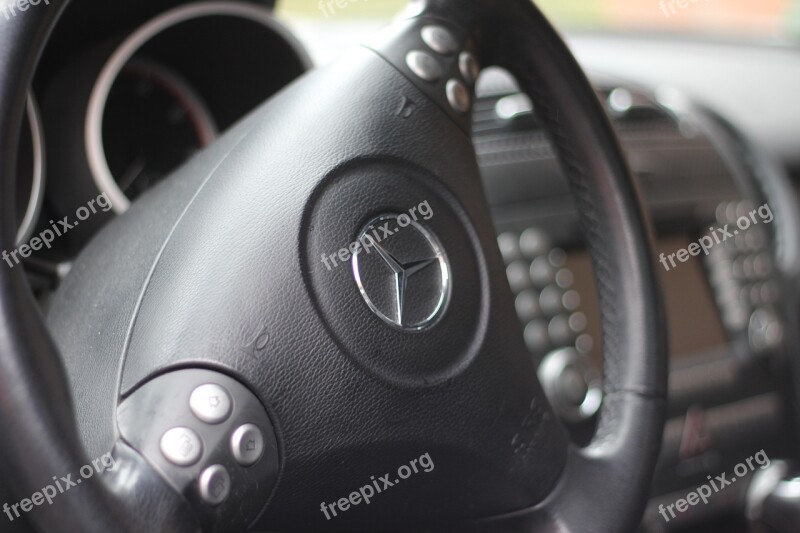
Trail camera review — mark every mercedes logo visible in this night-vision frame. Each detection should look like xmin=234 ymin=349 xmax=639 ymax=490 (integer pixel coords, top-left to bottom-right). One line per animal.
xmin=351 ymin=214 xmax=451 ymax=331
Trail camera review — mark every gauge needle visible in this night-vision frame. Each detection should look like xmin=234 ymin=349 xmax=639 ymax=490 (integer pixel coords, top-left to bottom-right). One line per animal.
xmin=118 ymin=155 xmax=147 ymax=193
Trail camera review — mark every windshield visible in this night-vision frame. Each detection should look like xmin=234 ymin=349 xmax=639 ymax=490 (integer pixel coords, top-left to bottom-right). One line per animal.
xmin=279 ymin=0 xmax=800 ymax=41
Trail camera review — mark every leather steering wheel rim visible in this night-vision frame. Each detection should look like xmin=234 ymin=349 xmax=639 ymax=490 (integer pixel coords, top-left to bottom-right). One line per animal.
xmin=0 ymin=1 xmax=667 ymax=532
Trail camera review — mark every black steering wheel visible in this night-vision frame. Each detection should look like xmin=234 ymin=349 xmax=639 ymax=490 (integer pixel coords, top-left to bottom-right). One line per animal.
xmin=0 ymin=1 xmax=667 ymax=531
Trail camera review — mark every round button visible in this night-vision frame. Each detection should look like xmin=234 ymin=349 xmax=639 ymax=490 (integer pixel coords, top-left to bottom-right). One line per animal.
xmin=519 ymin=228 xmax=549 ymax=259
xmin=548 ymin=314 xmax=573 ymax=346
xmin=562 ymin=290 xmax=581 ymax=312
xmin=190 ymin=383 xmax=232 ymax=424
xmin=515 ymin=290 xmax=541 ymax=322
xmin=506 ymin=261 xmax=532 ymax=293
xmin=540 ymin=285 xmax=563 ymax=316
xmin=524 ymin=319 xmax=550 ymax=355
xmin=459 ymin=51 xmax=480 ymax=84
xmin=160 ymin=427 xmax=203 ymax=466
xmin=497 ymin=232 xmax=522 ymax=263
xmin=537 ymin=348 xmax=602 ymax=422
xmin=405 ymin=50 xmax=441 ymax=82
xmin=230 ymin=423 xmax=265 ymax=466
xmin=555 ymin=268 xmax=574 ymax=289
xmin=530 ymin=256 xmax=555 ymax=287
xmin=198 ymin=465 xmax=230 ymax=506
xmin=421 ymin=25 xmax=458 ymax=55
xmin=446 ymin=79 xmax=471 ymax=114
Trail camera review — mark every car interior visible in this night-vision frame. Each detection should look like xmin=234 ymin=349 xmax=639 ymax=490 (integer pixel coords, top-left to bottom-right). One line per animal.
xmin=1 ymin=0 xmax=800 ymax=531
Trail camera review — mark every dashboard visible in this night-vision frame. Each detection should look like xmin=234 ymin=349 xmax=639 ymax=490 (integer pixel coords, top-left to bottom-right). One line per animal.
xmin=475 ymin=68 xmax=798 ymax=531
xmin=15 ymin=0 xmax=308 ymax=290
xmin=10 ymin=1 xmax=800 ymax=532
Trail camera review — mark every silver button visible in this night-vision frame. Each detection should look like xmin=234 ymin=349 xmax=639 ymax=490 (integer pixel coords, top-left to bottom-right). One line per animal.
xmin=539 ymin=285 xmax=563 ymax=316
xmin=459 ymin=52 xmax=480 ymax=84
xmin=405 ymin=50 xmax=441 ymax=82
xmin=515 ymin=290 xmax=541 ymax=322
xmin=198 ymin=465 xmax=230 ymax=506
xmin=421 ymin=25 xmax=458 ymax=55
xmin=497 ymin=232 xmax=522 ymax=263
xmin=524 ymin=319 xmax=550 ymax=355
xmin=530 ymin=256 xmax=555 ymax=287
xmin=569 ymin=312 xmax=588 ymax=333
xmin=160 ymin=427 xmax=203 ymax=466
xmin=446 ymin=79 xmax=471 ymax=114
xmin=555 ymin=268 xmax=574 ymax=289
xmin=230 ymin=424 xmax=265 ymax=466
xmin=562 ymin=290 xmax=581 ymax=312
xmin=506 ymin=261 xmax=531 ymax=293
xmin=189 ymin=383 xmax=232 ymax=424
xmin=548 ymin=314 xmax=573 ymax=346
xmin=576 ymin=334 xmax=593 ymax=354
xmin=519 ymin=228 xmax=549 ymax=259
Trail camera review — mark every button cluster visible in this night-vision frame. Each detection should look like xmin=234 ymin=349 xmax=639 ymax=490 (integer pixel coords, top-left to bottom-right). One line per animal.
xmin=403 ymin=24 xmax=480 ymax=115
xmin=498 ymin=228 xmax=592 ymax=357
xmin=118 ymin=369 xmax=279 ymax=530
xmin=160 ymin=383 xmax=266 ymax=505
xmin=705 ymin=200 xmax=782 ymax=352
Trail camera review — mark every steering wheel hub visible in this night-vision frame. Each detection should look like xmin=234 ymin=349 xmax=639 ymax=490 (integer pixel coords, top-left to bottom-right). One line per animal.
xmin=304 ymin=161 xmax=488 ymax=387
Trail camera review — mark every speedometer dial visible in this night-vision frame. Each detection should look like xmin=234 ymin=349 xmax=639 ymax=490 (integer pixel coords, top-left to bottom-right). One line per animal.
xmin=102 ymin=61 xmax=217 ymax=203
xmin=41 ymin=2 xmax=310 ymax=221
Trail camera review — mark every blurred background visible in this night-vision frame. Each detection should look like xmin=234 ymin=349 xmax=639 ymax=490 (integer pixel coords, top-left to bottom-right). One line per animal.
xmin=277 ymin=0 xmax=800 ymax=64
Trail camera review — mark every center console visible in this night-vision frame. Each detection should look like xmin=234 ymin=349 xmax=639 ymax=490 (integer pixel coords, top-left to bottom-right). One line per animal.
xmin=475 ymin=68 xmax=799 ymax=531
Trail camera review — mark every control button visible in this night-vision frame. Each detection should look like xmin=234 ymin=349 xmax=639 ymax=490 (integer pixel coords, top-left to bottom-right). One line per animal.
xmin=515 ymin=290 xmax=541 ymax=322
xmin=520 ymin=228 xmax=549 ymax=259
xmin=752 ymin=253 xmax=772 ymax=278
xmin=446 ymin=79 xmax=471 ymax=114
xmin=749 ymin=307 xmax=784 ymax=352
xmin=539 ymin=285 xmax=563 ymax=316
xmin=569 ymin=312 xmax=587 ymax=333
xmin=548 ymin=314 xmax=573 ymax=346
xmin=405 ymin=50 xmax=441 ymax=82
xmin=198 ymin=465 xmax=231 ymax=506
xmin=555 ymin=268 xmax=574 ymax=289
xmin=530 ymin=256 xmax=555 ymax=287
xmin=160 ymin=427 xmax=203 ymax=466
xmin=506 ymin=261 xmax=531 ymax=293
xmin=548 ymin=248 xmax=567 ymax=268
xmin=524 ymin=319 xmax=550 ymax=355
xmin=459 ymin=51 xmax=480 ymax=84
xmin=497 ymin=232 xmax=522 ymax=263
xmin=538 ymin=348 xmax=602 ymax=423
xmin=562 ymin=290 xmax=581 ymax=312
xmin=421 ymin=25 xmax=458 ymax=55
xmin=231 ymin=424 xmax=265 ymax=466
xmin=576 ymin=334 xmax=594 ymax=354
xmin=190 ymin=383 xmax=232 ymax=424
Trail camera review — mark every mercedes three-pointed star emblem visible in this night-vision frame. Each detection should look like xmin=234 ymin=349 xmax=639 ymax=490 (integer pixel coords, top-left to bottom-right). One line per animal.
xmin=351 ymin=214 xmax=451 ymax=330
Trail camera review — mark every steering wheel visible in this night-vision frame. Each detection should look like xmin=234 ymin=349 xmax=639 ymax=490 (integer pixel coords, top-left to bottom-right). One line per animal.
xmin=0 ymin=0 xmax=667 ymax=531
